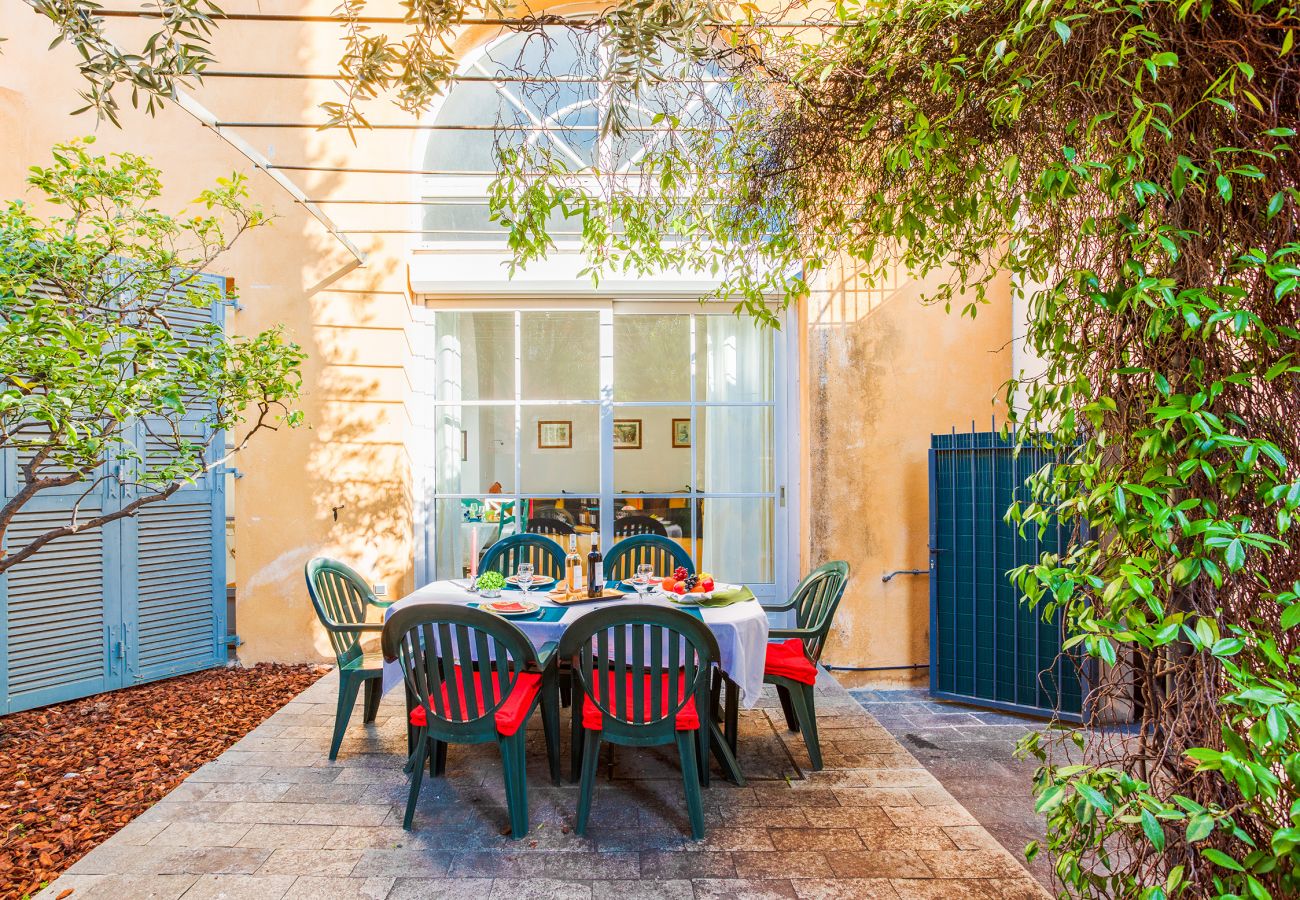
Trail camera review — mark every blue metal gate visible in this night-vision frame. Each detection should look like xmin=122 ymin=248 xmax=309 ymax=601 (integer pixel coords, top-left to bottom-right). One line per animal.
xmin=928 ymin=427 xmax=1085 ymax=720
xmin=0 ymin=275 xmax=229 ymax=714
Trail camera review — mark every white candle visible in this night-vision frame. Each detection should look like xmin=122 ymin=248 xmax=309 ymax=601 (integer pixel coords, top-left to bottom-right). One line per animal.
xmin=469 ymin=527 xmax=479 ymax=579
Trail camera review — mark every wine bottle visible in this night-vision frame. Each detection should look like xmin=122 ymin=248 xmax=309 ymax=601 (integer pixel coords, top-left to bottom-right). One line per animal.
xmin=587 ymin=532 xmax=604 ymax=598
xmin=566 ymin=534 xmax=583 ymax=595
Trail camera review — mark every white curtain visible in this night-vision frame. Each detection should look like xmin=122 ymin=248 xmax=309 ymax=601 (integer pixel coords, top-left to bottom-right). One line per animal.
xmin=700 ymin=316 xmax=774 ymax=582
xmin=433 ymin=313 xmax=494 ymax=579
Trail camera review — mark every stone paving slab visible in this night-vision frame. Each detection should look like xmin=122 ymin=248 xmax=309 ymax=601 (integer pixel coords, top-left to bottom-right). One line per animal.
xmin=851 ymin=687 xmax=1059 ymax=890
xmin=39 ymin=671 xmax=1048 ymax=899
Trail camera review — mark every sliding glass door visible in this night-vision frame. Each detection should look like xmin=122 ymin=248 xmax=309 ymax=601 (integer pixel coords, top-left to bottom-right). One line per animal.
xmin=424 ymin=302 xmax=787 ymax=600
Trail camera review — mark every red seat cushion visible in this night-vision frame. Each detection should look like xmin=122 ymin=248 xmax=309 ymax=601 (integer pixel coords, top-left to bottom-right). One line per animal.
xmin=408 ymin=667 xmax=541 ymax=736
xmin=580 ymin=670 xmax=700 ymax=731
xmin=764 ymin=639 xmax=819 ymax=685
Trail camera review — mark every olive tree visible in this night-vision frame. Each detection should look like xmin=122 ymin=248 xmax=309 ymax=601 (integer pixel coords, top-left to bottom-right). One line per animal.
xmin=0 ymin=138 xmax=304 ymax=572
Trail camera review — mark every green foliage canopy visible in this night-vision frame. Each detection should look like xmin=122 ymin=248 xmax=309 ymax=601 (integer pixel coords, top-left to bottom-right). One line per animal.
xmin=488 ymin=1 xmax=1300 ymax=897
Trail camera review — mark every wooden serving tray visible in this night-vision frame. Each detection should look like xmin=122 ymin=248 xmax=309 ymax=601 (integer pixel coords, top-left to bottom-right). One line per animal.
xmin=547 ymin=588 xmax=626 ymax=606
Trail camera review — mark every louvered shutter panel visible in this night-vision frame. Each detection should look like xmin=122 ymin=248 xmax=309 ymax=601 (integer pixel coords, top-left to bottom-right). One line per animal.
xmin=127 ymin=498 xmax=223 ymax=679
xmin=124 ymin=273 xmax=227 ymax=682
xmin=0 ymin=278 xmax=121 ymax=712
xmin=0 ymin=505 xmax=121 ymax=713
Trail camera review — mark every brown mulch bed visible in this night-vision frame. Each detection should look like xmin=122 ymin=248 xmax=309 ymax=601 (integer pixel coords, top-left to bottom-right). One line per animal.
xmin=0 ymin=663 xmax=327 ymax=900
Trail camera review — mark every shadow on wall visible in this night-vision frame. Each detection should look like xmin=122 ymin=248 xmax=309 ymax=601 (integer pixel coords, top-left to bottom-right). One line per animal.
xmin=806 ymin=261 xmax=907 ymax=566
xmin=301 ymin=212 xmax=414 ymax=662
xmin=230 ymin=101 xmax=418 ymax=662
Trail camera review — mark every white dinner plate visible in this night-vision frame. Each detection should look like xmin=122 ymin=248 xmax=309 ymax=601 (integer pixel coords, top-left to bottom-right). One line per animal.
xmin=505 ymin=574 xmax=556 ymax=589
xmin=479 ymin=599 xmax=541 ymax=617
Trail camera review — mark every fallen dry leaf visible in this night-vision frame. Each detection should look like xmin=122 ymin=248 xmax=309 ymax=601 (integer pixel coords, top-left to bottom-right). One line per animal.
xmin=0 ymin=663 xmax=324 ymax=900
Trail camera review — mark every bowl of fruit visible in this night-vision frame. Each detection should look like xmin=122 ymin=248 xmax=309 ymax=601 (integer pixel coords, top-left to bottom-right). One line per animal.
xmin=659 ymin=567 xmax=715 ymax=604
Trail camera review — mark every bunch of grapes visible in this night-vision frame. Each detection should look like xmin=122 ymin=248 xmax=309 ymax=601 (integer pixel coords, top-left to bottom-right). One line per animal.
xmin=673 ymin=566 xmax=688 ymax=581
xmin=683 ymin=574 xmax=699 ymax=591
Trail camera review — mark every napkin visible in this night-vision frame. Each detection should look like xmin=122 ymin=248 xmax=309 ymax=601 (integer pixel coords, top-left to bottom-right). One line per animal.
xmin=696 ymin=585 xmax=755 ymax=607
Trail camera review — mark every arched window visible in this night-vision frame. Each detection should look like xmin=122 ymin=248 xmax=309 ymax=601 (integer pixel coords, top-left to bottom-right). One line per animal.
xmin=417 ymin=28 xmax=732 ymax=244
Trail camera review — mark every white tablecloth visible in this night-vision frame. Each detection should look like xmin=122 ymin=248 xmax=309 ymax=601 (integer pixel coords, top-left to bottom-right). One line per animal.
xmin=381 ymin=580 xmax=770 ymax=707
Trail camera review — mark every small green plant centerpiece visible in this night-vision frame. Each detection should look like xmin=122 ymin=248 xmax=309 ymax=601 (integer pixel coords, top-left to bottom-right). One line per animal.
xmin=475 ymin=571 xmax=506 ymax=598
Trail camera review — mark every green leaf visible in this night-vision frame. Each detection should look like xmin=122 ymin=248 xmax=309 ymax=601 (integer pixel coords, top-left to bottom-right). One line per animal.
xmin=1141 ymin=809 xmax=1166 ymax=851
xmin=1075 ymin=783 xmax=1113 ymax=815
xmin=1267 ymin=192 xmax=1286 ymax=219
xmin=1052 ymin=20 xmax=1071 ymax=43
xmin=1236 ymin=688 xmax=1286 ymax=705
xmin=1281 ymin=603 xmax=1300 ymax=630
xmin=1210 ymin=638 xmax=1244 ymax=657
xmin=1266 ymin=707 xmax=1289 ymax=743
xmin=1171 ymin=557 xmax=1201 ymax=584
xmin=1035 ymin=784 xmax=1066 ymax=814
xmin=1225 ymin=539 xmax=1247 ymax=571
xmin=1187 ymin=813 xmax=1215 ymax=842
xmin=1202 ymin=848 xmax=1246 ymax=872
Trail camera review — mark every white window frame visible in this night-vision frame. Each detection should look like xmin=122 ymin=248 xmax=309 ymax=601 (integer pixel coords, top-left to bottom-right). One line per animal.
xmin=411 ymin=298 xmax=799 ymax=603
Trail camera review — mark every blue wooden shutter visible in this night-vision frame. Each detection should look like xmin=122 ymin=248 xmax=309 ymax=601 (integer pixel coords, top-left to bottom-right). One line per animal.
xmin=0 ymin=274 xmax=122 ymax=712
xmin=124 ymin=273 xmax=228 ymax=682
xmin=0 ymin=506 xmax=122 ymax=713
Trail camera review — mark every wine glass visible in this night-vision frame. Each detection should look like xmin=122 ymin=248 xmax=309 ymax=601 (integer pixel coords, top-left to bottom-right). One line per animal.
xmin=633 ymin=563 xmax=655 ymax=596
xmin=515 ymin=562 xmax=535 ymax=597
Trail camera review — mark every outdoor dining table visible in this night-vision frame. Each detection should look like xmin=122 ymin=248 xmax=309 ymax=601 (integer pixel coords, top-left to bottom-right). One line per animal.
xmin=380 ymin=580 xmax=770 ymax=785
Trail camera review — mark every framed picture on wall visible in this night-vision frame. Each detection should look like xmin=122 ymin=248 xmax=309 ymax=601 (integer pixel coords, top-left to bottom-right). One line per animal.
xmin=538 ymin=420 xmax=572 ymax=449
xmin=613 ymin=419 xmax=642 ymax=449
xmin=671 ymin=418 xmax=691 ymax=448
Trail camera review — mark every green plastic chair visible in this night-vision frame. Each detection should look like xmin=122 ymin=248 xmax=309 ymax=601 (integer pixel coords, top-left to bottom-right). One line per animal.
xmin=381 ymin=603 xmax=560 ymax=836
xmin=761 ymin=560 xmax=850 ymax=771
xmin=304 ymin=558 xmax=393 ymax=760
xmin=479 ymin=533 xmax=565 ymax=581
xmin=558 ymin=604 xmax=718 ymax=839
xmin=604 ymin=534 xmax=694 ymax=582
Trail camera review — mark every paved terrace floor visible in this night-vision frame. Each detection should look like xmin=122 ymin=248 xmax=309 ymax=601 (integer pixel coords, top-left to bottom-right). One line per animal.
xmin=851 ymin=688 xmax=1053 ymax=889
xmin=39 ymin=670 xmax=1048 ymax=900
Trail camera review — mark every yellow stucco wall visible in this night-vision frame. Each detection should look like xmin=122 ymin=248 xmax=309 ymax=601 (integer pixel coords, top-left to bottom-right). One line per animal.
xmin=803 ymin=263 xmax=1012 ymax=683
xmin=1 ymin=1 xmax=1013 ymax=672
